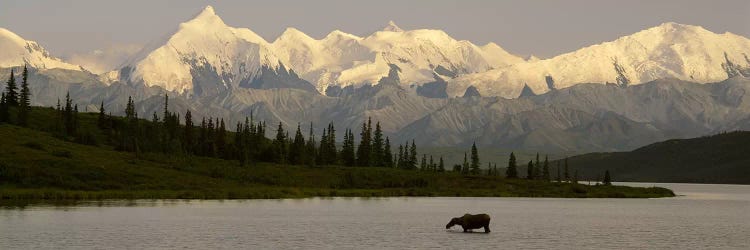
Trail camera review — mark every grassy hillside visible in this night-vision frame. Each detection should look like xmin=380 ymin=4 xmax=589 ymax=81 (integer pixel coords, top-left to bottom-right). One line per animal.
xmin=561 ymin=131 xmax=750 ymax=184
xmin=0 ymin=107 xmax=674 ymax=200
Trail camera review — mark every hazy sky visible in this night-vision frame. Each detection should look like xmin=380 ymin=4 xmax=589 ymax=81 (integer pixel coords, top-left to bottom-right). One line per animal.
xmin=2 ymin=0 xmax=749 ymax=59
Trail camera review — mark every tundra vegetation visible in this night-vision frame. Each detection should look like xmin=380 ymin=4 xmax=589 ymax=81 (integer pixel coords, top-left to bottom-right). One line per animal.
xmin=0 ymin=70 xmax=674 ymax=201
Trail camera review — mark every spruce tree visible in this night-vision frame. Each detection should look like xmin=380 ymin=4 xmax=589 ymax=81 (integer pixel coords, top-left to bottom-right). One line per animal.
xmin=372 ymin=121 xmax=384 ymax=167
xmin=273 ymin=122 xmax=287 ymax=163
xmin=603 ymin=170 xmax=612 ymax=186
xmin=526 ymin=160 xmax=534 ymax=180
xmin=326 ymin=123 xmax=337 ymax=164
xmin=5 ymin=69 xmax=18 ymax=106
xmin=184 ymin=110 xmax=193 ymax=154
xmin=235 ymin=122 xmax=246 ymax=166
xmin=289 ymin=123 xmax=305 ymax=165
xmin=305 ymin=122 xmax=317 ymax=166
xmin=462 ymin=153 xmax=469 ymax=175
xmin=340 ymin=128 xmax=355 ymax=166
xmin=470 ymin=142 xmax=480 ymax=175
xmin=356 ymin=119 xmax=372 ymax=166
xmin=319 ymin=128 xmax=329 ymax=164
xmin=420 ymin=154 xmax=427 ymax=171
xmin=397 ymin=144 xmax=404 ymax=169
xmin=506 ymin=152 xmax=518 ymax=178
xmin=556 ymin=161 xmax=561 ymax=183
xmin=383 ymin=136 xmax=393 ymax=168
xmin=542 ymin=155 xmax=550 ymax=182
xmin=0 ymin=93 xmax=7 ymax=123
xmin=429 ymin=155 xmax=437 ymax=172
xmin=409 ymin=140 xmax=418 ymax=170
xmin=438 ymin=157 xmax=445 ymax=172
xmin=18 ymin=65 xmax=30 ymax=126
xmin=217 ymin=119 xmax=227 ymax=158
xmin=97 ymin=101 xmax=107 ymax=129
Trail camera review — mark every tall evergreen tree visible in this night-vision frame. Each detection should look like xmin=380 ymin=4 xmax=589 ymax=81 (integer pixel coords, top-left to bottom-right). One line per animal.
xmin=356 ymin=119 xmax=372 ymax=166
xmin=397 ymin=144 xmax=404 ymax=169
xmin=603 ymin=170 xmax=612 ymax=186
xmin=325 ymin=122 xmax=337 ymax=164
xmin=438 ymin=157 xmax=445 ymax=172
xmin=461 ymin=152 xmax=469 ymax=175
xmin=372 ymin=121 xmax=384 ymax=167
xmin=184 ymin=110 xmax=193 ymax=154
xmin=5 ymin=69 xmax=18 ymax=106
xmin=340 ymin=128 xmax=356 ymax=166
xmin=526 ymin=160 xmax=534 ymax=180
xmin=64 ymin=93 xmax=77 ymax=136
xmin=318 ymin=128 xmax=329 ymax=164
xmin=18 ymin=65 xmax=30 ymax=126
xmin=470 ymin=142 xmax=480 ymax=175
xmin=542 ymin=155 xmax=550 ymax=182
xmin=556 ymin=161 xmax=561 ymax=183
xmin=272 ymin=122 xmax=287 ymax=163
xmin=289 ymin=123 xmax=306 ymax=165
xmin=383 ymin=136 xmax=393 ymax=168
xmin=97 ymin=101 xmax=107 ymax=129
xmin=409 ymin=140 xmax=418 ymax=170
xmin=420 ymin=154 xmax=427 ymax=171
xmin=305 ymin=122 xmax=317 ymax=166
xmin=0 ymin=92 xmax=7 ymax=123
xmin=217 ymin=119 xmax=227 ymax=158
xmin=429 ymin=155 xmax=435 ymax=172
xmin=506 ymin=152 xmax=518 ymax=178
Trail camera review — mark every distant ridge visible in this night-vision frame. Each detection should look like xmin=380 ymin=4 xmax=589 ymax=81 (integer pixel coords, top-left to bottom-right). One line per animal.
xmin=561 ymin=131 xmax=750 ymax=184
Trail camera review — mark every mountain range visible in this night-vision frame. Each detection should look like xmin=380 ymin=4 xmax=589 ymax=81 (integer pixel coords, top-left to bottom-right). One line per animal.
xmin=1 ymin=5 xmax=750 ymax=153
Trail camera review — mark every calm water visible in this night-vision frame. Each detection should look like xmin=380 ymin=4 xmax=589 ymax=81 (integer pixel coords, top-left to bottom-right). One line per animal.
xmin=1 ymin=183 xmax=749 ymax=249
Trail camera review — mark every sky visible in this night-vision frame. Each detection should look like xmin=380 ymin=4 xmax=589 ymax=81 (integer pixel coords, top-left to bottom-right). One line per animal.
xmin=2 ymin=0 xmax=749 ymax=60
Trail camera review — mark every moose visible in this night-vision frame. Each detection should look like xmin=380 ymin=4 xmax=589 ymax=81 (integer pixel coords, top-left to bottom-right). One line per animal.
xmin=445 ymin=214 xmax=491 ymax=233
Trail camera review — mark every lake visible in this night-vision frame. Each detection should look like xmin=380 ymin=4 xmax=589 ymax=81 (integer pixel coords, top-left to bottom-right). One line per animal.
xmin=1 ymin=183 xmax=748 ymax=249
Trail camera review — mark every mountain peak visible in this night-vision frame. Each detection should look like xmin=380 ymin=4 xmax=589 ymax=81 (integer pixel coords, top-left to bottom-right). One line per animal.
xmin=186 ymin=5 xmax=222 ymax=25
xmin=196 ymin=5 xmax=216 ymax=18
xmin=325 ymin=30 xmax=361 ymax=40
xmin=383 ymin=20 xmax=404 ymax=32
xmin=274 ymin=27 xmax=317 ymax=45
xmin=0 ymin=27 xmax=82 ymax=70
xmin=646 ymin=22 xmax=706 ymax=35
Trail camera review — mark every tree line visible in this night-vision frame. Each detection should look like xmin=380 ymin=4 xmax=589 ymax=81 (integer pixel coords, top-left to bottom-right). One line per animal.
xmin=2 ymin=69 xmax=613 ymax=183
xmin=0 ymin=66 xmax=32 ymax=126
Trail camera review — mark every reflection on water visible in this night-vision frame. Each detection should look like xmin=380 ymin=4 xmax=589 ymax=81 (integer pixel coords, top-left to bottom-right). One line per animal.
xmin=1 ymin=183 xmax=748 ymax=249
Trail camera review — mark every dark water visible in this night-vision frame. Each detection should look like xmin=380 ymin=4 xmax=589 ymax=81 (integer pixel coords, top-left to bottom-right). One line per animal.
xmin=1 ymin=183 xmax=748 ymax=249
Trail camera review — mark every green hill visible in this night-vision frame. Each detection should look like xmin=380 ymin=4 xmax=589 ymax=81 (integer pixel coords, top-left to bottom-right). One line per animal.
xmin=0 ymin=107 xmax=673 ymax=200
xmin=562 ymin=131 xmax=750 ymax=184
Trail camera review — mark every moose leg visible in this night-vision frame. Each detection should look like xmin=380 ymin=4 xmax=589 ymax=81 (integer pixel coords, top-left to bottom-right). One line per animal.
xmin=484 ymin=225 xmax=491 ymax=233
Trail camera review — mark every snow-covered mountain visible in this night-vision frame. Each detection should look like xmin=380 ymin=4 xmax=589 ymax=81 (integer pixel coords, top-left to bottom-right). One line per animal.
xmin=110 ymin=6 xmax=524 ymax=95
xmin=449 ymin=22 xmax=750 ymax=98
xmin=107 ymin=6 xmax=750 ymax=98
xmin=111 ymin=6 xmax=316 ymax=95
xmin=272 ymin=20 xmax=525 ymax=92
xmin=0 ymin=28 xmax=82 ymax=71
